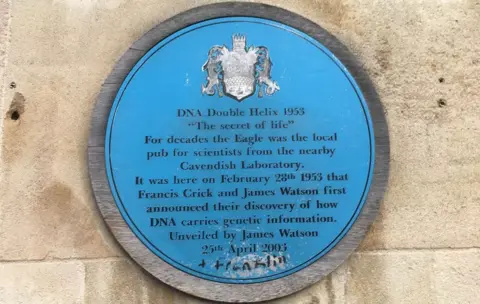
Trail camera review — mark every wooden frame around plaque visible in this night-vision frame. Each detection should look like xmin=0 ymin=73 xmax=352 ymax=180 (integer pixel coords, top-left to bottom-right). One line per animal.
xmin=88 ymin=3 xmax=389 ymax=302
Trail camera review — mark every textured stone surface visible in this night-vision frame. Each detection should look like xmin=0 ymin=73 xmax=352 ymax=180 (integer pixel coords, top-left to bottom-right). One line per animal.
xmin=433 ymin=250 xmax=480 ymax=304
xmin=0 ymin=0 xmax=479 ymax=303
xmin=0 ymin=0 xmax=127 ymax=260
xmin=346 ymin=252 xmax=436 ymax=304
xmin=361 ymin=174 xmax=480 ymax=250
xmin=0 ymin=0 xmax=10 ymax=129
xmin=270 ymin=264 xmax=346 ymax=304
xmin=346 ymin=250 xmax=480 ymax=304
xmin=84 ymin=259 xmax=145 ymax=304
xmin=0 ymin=261 xmax=85 ymax=304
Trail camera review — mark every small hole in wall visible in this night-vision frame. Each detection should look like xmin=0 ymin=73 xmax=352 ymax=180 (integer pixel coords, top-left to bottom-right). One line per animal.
xmin=438 ymin=77 xmax=445 ymax=83
xmin=10 ymin=111 xmax=20 ymax=120
xmin=9 ymin=82 xmax=16 ymax=89
xmin=437 ymin=99 xmax=447 ymax=108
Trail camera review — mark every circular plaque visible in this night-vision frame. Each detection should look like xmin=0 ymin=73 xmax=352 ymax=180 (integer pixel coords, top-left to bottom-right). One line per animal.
xmin=88 ymin=3 xmax=389 ymax=302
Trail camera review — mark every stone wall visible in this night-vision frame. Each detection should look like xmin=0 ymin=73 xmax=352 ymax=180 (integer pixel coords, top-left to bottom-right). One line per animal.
xmin=0 ymin=0 xmax=478 ymax=303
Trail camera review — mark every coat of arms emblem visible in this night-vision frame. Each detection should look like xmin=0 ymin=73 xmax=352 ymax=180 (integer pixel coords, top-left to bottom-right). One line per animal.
xmin=202 ymin=34 xmax=280 ymax=102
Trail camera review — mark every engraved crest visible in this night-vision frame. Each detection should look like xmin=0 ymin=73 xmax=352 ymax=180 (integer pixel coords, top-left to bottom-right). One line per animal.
xmin=202 ymin=34 xmax=280 ymax=101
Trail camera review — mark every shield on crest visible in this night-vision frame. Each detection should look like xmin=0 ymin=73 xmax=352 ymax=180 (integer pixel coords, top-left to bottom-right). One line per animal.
xmin=202 ymin=34 xmax=280 ymax=102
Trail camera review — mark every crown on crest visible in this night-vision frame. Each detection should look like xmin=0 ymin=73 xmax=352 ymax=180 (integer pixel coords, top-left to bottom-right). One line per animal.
xmin=232 ymin=34 xmax=247 ymax=51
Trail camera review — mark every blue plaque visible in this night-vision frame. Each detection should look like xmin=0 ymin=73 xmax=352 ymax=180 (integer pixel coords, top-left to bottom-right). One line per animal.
xmin=89 ymin=4 xmax=389 ymax=302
